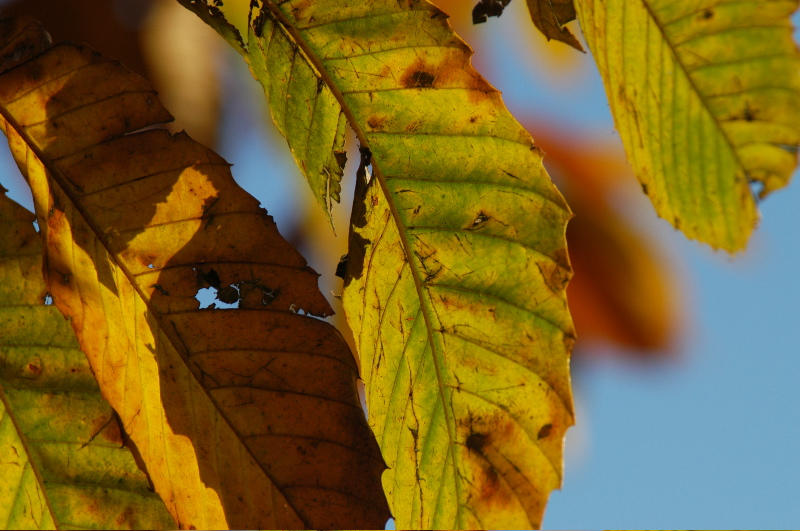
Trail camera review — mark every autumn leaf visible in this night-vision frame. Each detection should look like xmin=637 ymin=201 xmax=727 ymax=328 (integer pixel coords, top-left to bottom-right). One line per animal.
xmin=574 ymin=0 xmax=800 ymax=251
xmin=181 ymin=1 xmax=576 ymax=528
xmin=0 ymin=16 xmax=387 ymax=530
xmin=531 ymin=123 xmax=681 ymax=354
xmin=0 ymin=191 xmax=175 ymax=530
xmin=525 ymin=0 xmax=584 ymax=51
xmin=178 ymin=0 xmax=346 ymax=222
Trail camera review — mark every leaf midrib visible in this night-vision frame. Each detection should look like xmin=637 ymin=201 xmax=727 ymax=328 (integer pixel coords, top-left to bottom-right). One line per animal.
xmin=0 ymin=66 xmax=309 ymax=527
xmin=0 ymin=382 xmax=58 ymax=528
xmin=256 ymin=1 xmax=467 ymax=523
xmin=639 ymin=0 xmax=754 ymax=196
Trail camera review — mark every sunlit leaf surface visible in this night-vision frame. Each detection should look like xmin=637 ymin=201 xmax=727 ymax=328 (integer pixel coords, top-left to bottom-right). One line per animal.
xmin=575 ymin=0 xmax=800 ymax=251
xmin=181 ymin=1 xmax=577 ymax=527
xmin=0 ymin=191 xmax=175 ymax=530
xmin=0 ymin=16 xmax=387 ymax=530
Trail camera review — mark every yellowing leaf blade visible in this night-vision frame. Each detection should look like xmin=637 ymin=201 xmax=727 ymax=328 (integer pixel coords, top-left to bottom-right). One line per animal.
xmin=0 ymin=16 xmax=388 ymax=530
xmin=0 ymin=190 xmax=175 ymax=530
xmin=183 ymin=1 xmax=577 ymax=527
xmin=575 ymin=0 xmax=800 ymax=251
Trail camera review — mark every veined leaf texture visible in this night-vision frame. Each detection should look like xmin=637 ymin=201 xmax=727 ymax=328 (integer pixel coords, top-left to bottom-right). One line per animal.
xmin=0 ymin=192 xmax=175 ymax=530
xmin=575 ymin=0 xmax=800 ymax=251
xmin=0 ymin=16 xmax=387 ymax=530
xmin=181 ymin=0 xmax=576 ymax=528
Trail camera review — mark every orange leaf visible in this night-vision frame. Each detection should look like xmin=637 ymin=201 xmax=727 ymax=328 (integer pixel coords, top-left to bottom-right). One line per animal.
xmin=531 ymin=122 xmax=682 ymax=354
xmin=0 ymin=16 xmax=388 ymax=529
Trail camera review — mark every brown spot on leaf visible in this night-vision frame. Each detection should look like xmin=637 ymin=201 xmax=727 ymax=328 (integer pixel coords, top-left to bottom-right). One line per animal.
xmin=408 ymin=70 xmax=435 ymax=88
xmin=367 ymin=115 xmax=387 ymax=131
xmin=467 ymin=211 xmax=489 ymax=230
xmin=466 ymin=431 xmax=489 ymax=453
xmin=701 ymin=9 xmax=714 ymax=19
xmin=537 ymin=423 xmax=553 ymax=439
xmin=24 ymin=361 xmax=42 ymax=378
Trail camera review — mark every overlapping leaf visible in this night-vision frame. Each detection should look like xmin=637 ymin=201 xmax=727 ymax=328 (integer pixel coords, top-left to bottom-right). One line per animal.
xmin=181 ymin=1 xmax=576 ymax=528
xmin=574 ymin=0 xmax=800 ymax=251
xmin=0 ymin=16 xmax=387 ymax=530
xmin=178 ymin=0 xmax=347 ymax=221
xmin=0 ymin=191 xmax=175 ymax=530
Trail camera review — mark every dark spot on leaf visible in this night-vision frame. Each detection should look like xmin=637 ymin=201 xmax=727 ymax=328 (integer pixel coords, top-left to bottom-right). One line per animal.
xmin=153 ymin=284 xmax=169 ymax=296
xmin=468 ymin=211 xmax=489 ymax=230
xmin=702 ymin=9 xmax=714 ymax=19
xmin=466 ymin=432 xmax=488 ymax=453
xmin=217 ymin=285 xmax=239 ymax=304
xmin=537 ymin=423 xmax=553 ymax=439
xmin=252 ymin=5 xmax=268 ymax=37
xmin=641 ymin=183 xmax=648 ymax=195
xmin=197 ymin=268 xmax=221 ymax=289
xmin=408 ymin=70 xmax=435 ymax=88
xmin=367 ymin=115 xmax=387 ymax=130
xmin=25 ymin=362 xmax=42 ymax=378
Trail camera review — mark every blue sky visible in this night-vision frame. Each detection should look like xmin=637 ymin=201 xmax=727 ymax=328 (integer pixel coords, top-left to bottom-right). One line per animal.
xmin=2 ymin=4 xmax=799 ymax=528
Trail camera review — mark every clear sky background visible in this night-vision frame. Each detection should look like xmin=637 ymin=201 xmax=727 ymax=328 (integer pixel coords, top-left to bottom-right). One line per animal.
xmin=1 ymin=3 xmax=798 ymax=528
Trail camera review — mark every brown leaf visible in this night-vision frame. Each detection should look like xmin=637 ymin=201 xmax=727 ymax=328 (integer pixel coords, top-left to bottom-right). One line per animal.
xmin=0 ymin=15 xmax=388 ymax=529
xmin=525 ymin=0 xmax=584 ymax=51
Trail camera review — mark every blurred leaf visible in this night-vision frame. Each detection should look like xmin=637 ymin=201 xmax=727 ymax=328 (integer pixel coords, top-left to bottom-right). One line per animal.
xmin=180 ymin=1 xmax=577 ymax=527
xmin=574 ymin=0 xmax=800 ymax=251
xmin=525 ymin=0 xmax=584 ymax=51
xmin=532 ymin=125 xmax=681 ymax=353
xmin=0 ymin=16 xmax=387 ymax=529
xmin=0 ymin=191 xmax=175 ymax=530
xmin=6 ymin=0 xmax=222 ymax=148
xmin=434 ymin=0 xmax=585 ymax=81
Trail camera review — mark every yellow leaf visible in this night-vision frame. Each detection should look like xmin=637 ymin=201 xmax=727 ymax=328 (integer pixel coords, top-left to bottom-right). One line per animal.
xmin=574 ymin=0 xmax=800 ymax=251
xmin=0 ymin=191 xmax=176 ymax=530
xmin=180 ymin=1 xmax=578 ymax=528
xmin=0 ymin=16 xmax=388 ymax=529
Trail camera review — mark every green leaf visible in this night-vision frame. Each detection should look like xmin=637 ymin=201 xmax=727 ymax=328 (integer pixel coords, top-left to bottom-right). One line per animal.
xmin=181 ymin=1 xmax=577 ymax=527
xmin=0 ymin=191 xmax=175 ymax=530
xmin=574 ymin=0 xmax=800 ymax=251
xmin=178 ymin=0 xmax=348 ymax=223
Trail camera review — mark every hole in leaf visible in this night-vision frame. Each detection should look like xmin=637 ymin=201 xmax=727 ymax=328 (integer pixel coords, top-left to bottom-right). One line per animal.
xmin=32 ymin=219 xmax=40 ymax=233
xmin=195 ymin=285 xmax=240 ymax=309
xmin=750 ymin=180 xmax=765 ymax=199
xmin=195 ymin=287 xmax=217 ymax=309
xmin=147 ymin=263 xmax=155 ymax=269
xmin=43 ymin=293 xmax=53 ymax=305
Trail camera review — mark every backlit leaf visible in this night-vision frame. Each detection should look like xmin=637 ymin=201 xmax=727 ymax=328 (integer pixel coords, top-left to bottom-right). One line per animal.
xmin=0 ymin=16 xmax=387 ymax=529
xmin=574 ymin=0 xmax=800 ymax=251
xmin=0 ymin=191 xmax=175 ymax=530
xmin=525 ymin=0 xmax=584 ymax=51
xmin=178 ymin=0 xmax=347 ymax=222
xmin=181 ymin=1 xmax=577 ymax=528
